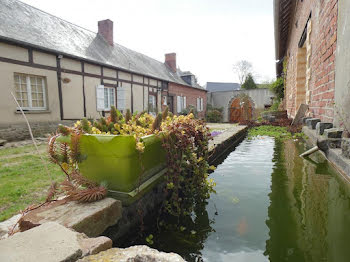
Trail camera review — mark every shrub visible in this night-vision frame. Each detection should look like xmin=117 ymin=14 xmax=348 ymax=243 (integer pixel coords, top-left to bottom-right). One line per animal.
xmin=206 ymin=104 xmax=223 ymax=123
xmin=270 ymin=77 xmax=284 ymax=100
xmin=180 ymin=105 xmax=198 ymax=118
xmin=206 ymin=109 xmax=223 ymax=123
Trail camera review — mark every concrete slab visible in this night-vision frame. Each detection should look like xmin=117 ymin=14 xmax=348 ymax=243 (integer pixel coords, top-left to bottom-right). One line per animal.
xmin=0 ymin=222 xmax=112 ymax=262
xmin=0 ymin=214 xmax=21 ymax=239
xmin=19 ymin=198 xmax=122 ymax=237
xmin=208 ymin=125 xmax=247 ymax=153
xmin=0 ymin=222 xmax=82 ymax=262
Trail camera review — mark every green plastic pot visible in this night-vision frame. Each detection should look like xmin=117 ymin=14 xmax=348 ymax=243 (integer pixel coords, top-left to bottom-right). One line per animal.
xmin=58 ymin=134 xmax=166 ymax=192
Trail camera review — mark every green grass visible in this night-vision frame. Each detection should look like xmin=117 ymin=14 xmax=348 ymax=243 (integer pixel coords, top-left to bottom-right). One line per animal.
xmin=0 ymin=144 xmax=63 ymax=221
xmin=248 ymin=125 xmax=305 ymax=140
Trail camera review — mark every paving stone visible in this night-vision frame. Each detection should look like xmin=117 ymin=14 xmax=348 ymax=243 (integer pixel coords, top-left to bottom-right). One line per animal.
xmin=306 ymin=118 xmax=321 ymax=129
xmin=316 ymin=122 xmax=333 ymax=135
xmin=19 ymin=198 xmax=122 ymax=237
xmin=324 ymin=128 xmax=344 ymax=139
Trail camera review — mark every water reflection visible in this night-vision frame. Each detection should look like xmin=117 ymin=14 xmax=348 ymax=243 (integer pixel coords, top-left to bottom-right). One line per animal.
xmin=265 ymin=140 xmax=350 ymax=262
xmin=119 ymin=138 xmax=350 ymax=262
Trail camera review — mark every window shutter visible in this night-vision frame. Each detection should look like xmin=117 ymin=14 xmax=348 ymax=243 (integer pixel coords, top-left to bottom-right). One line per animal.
xmin=200 ymin=98 xmax=203 ymax=112
xmin=183 ymin=96 xmax=186 ymax=110
xmin=117 ymin=87 xmax=125 ymax=111
xmin=96 ymin=85 xmax=105 ymax=111
xmin=177 ymin=96 xmax=181 ymax=113
xmin=197 ymin=98 xmax=200 ymax=111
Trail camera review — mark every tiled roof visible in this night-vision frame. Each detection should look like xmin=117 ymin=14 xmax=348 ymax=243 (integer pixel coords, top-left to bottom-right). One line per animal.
xmin=0 ymin=0 xmax=203 ymax=89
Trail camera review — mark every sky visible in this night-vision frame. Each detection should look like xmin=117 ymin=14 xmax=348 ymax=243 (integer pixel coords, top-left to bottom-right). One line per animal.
xmin=21 ymin=0 xmax=276 ymax=85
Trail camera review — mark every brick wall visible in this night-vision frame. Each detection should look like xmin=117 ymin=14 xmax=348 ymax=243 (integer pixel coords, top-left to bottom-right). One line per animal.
xmin=284 ymin=0 xmax=338 ymax=122
xmin=168 ymin=83 xmax=207 ymax=119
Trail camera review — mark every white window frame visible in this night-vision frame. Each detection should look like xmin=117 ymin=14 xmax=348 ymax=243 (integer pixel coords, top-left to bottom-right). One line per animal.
xmin=197 ymin=97 xmax=204 ymax=112
xmin=148 ymin=94 xmax=157 ymax=115
xmin=14 ymin=73 xmax=47 ymax=111
xmin=177 ymin=95 xmax=187 ymax=113
xmin=96 ymin=85 xmax=115 ymax=111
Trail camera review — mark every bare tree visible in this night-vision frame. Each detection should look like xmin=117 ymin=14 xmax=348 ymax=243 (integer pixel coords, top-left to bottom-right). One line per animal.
xmin=233 ymin=60 xmax=253 ymax=85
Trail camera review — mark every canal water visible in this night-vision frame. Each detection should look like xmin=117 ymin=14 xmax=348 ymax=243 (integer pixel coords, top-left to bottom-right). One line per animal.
xmin=122 ymin=137 xmax=350 ymax=262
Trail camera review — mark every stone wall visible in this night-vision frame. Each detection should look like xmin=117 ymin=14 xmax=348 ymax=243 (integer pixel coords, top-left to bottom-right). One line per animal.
xmin=0 ymin=121 xmax=74 ymax=142
xmin=284 ymin=0 xmax=338 ymax=122
xmin=207 ymin=88 xmax=274 ymax=122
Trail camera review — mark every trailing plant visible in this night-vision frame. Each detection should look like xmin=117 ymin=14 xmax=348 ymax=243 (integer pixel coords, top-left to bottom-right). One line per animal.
xmin=46 ymin=105 xmax=215 ymax=217
xmin=160 ymin=114 xmax=216 ymax=219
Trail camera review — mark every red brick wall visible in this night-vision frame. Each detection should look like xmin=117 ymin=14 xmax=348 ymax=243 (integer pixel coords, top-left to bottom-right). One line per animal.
xmin=284 ymin=0 xmax=338 ymax=122
xmin=168 ymin=83 xmax=207 ymax=119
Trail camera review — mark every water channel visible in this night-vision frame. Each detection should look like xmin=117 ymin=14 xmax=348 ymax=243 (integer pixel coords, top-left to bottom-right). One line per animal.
xmin=121 ymin=137 xmax=350 ymax=262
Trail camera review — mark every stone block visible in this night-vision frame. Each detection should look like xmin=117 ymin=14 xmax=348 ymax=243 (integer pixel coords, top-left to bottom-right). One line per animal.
xmin=0 ymin=214 xmax=21 ymax=239
xmin=328 ymin=138 xmax=342 ymax=149
xmin=316 ymin=122 xmax=333 ymax=135
xmin=341 ymin=138 xmax=350 ymax=159
xmin=19 ymin=198 xmax=122 ymax=237
xmin=78 ymin=245 xmax=186 ymax=262
xmin=302 ymin=117 xmax=312 ymax=124
xmin=0 ymin=139 xmax=6 ymax=146
xmin=324 ymin=128 xmax=344 ymax=139
xmin=306 ymin=118 xmax=321 ymax=129
xmin=0 ymin=222 xmax=112 ymax=262
xmin=80 ymin=236 xmax=112 ymax=257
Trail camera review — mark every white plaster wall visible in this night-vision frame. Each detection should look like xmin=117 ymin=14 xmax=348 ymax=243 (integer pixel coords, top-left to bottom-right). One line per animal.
xmin=207 ymin=88 xmax=274 ymax=122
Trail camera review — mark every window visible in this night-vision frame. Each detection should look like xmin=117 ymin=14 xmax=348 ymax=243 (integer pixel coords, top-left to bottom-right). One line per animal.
xmin=197 ymin=97 xmax=204 ymax=112
xmin=176 ymin=96 xmax=186 ymax=113
xmin=117 ymin=87 xmax=126 ymax=112
xmin=163 ymin=95 xmax=167 ymax=106
xmin=96 ymin=85 xmax=115 ymax=111
xmin=148 ymin=95 xmax=157 ymax=115
xmin=14 ymin=73 xmax=46 ymax=110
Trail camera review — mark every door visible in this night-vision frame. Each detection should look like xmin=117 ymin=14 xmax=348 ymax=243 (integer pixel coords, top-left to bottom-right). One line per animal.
xmin=168 ymin=96 xmax=174 ymax=113
xmin=229 ymin=97 xmax=253 ymax=123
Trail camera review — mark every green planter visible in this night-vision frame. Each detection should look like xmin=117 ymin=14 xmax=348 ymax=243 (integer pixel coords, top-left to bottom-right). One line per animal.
xmin=58 ymin=134 xmax=166 ymax=193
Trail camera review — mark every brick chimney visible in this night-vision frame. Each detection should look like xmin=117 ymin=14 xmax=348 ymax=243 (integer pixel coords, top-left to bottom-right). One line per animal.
xmin=165 ymin=53 xmax=176 ymax=72
xmin=98 ymin=19 xmax=114 ymax=46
